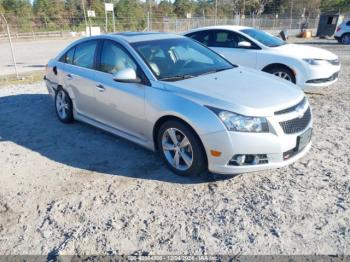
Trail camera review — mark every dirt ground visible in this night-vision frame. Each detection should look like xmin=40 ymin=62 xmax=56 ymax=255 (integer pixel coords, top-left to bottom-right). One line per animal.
xmin=0 ymin=39 xmax=349 ymax=257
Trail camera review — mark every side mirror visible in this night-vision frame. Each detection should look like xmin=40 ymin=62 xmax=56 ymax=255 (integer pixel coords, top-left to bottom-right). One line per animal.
xmin=238 ymin=41 xmax=252 ymax=48
xmin=113 ymin=68 xmax=141 ymax=83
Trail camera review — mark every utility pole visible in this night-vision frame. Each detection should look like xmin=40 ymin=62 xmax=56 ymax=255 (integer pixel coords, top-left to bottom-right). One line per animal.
xmin=149 ymin=0 xmax=152 ymax=31
xmin=290 ymin=0 xmax=293 ymax=29
xmin=215 ymin=0 xmax=218 ymax=25
xmin=0 ymin=13 xmax=19 ymax=79
xmin=112 ymin=7 xmax=115 ymax=32
xmin=81 ymin=0 xmax=88 ymax=34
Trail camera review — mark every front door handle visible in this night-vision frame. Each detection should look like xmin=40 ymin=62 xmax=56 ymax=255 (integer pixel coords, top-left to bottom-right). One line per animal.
xmin=66 ymin=73 xmax=73 ymax=80
xmin=96 ymin=84 xmax=105 ymax=92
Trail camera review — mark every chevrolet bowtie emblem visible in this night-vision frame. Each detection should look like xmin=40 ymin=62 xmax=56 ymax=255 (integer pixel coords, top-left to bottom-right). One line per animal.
xmin=295 ymin=105 xmax=305 ymax=118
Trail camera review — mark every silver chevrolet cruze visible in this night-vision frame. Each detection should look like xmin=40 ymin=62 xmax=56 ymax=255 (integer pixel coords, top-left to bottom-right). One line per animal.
xmin=45 ymin=32 xmax=312 ymax=176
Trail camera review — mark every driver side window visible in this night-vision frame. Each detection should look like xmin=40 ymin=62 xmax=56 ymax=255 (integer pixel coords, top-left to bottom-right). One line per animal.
xmin=211 ymin=30 xmax=253 ymax=49
xmin=100 ymin=40 xmax=137 ymax=74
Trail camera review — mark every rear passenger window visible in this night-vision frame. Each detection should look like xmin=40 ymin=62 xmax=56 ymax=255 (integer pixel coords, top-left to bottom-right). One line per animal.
xmin=73 ymin=40 xmax=98 ymax=69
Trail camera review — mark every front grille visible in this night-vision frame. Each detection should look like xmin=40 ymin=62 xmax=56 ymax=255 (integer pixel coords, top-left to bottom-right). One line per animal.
xmin=280 ymin=107 xmax=311 ymax=134
xmin=275 ymin=97 xmax=306 ymax=115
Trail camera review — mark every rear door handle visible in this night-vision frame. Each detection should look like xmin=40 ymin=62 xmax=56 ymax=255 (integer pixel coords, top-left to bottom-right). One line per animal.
xmin=96 ymin=84 xmax=105 ymax=92
xmin=66 ymin=73 xmax=73 ymax=79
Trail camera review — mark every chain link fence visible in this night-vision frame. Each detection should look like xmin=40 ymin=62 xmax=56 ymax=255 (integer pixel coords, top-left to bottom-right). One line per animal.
xmin=0 ymin=14 xmax=319 ymax=40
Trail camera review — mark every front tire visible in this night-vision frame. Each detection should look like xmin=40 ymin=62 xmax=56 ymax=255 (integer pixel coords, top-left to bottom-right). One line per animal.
xmin=157 ymin=120 xmax=207 ymax=176
xmin=265 ymin=66 xmax=296 ymax=84
xmin=55 ymin=88 xmax=74 ymax=123
xmin=341 ymin=33 xmax=350 ymax=44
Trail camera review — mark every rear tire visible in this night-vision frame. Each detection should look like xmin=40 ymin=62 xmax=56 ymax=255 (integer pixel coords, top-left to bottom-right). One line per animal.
xmin=157 ymin=120 xmax=207 ymax=176
xmin=55 ymin=88 xmax=74 ymax=123
xmin=265 ymin=66 xmax=296 ymax=84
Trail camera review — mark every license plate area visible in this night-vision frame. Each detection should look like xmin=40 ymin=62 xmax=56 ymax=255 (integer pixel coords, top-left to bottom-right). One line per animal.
xmin=297 ymin=128 xmax=312 ymax=152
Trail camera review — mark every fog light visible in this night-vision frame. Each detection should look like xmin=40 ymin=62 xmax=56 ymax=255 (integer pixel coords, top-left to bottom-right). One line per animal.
xmin=235 ymin=155 xmax=246 ymax=165
xmin=229 ymin=154 xmax=268 ymax=166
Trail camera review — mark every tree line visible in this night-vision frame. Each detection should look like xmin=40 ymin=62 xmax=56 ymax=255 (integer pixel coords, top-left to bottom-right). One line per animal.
xmin=0 ymin=0 xmax=349 ymax=32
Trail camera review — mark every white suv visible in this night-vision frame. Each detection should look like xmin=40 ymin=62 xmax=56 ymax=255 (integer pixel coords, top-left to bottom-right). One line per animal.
xmin=335 ymin=19 xmax=350 ymax=44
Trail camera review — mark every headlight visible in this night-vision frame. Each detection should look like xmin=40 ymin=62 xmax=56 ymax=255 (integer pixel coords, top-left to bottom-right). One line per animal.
xmin=303 ymin=58 xmax=322 ymax=65
xmin=207 ymin=107 xmax=269 ymax=132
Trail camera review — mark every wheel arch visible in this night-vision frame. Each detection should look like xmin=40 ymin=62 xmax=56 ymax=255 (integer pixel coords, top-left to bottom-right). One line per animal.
xmin=152 ymin=115 xmax=208 ymax=168
xmin=262 ymin=63 xmax=296 ymax=83
xmin=341 ymin=32 xmax=350 ymax=41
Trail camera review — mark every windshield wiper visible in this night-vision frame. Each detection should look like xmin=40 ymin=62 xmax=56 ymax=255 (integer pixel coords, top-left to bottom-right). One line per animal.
xmin=197 ymin=67 xmax=231 ymax=76
xmin=159 ymin=74 xmax=195 ymax=82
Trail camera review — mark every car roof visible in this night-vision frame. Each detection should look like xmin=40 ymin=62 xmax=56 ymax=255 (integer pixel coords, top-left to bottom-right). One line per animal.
xmin=111 ymin=31 xmax=184 ymax=43
xmin=185 ymin=25 xmax=251 ymax=34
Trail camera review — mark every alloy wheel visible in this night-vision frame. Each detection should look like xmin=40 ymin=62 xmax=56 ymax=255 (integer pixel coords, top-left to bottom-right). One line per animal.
xmin=162 ymin=128 xmax=193 ymax=171
xmin=273 ymin=71 xmax=292 ymax=82
xmin=56 ymin=90 xmax=69 ymax=119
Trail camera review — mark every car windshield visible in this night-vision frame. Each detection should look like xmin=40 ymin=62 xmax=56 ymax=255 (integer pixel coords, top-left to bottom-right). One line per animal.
xmin=241 ymin=28 xmax=286 ymax=47
xmin=131 ymin=38 xmax=234 ymax=81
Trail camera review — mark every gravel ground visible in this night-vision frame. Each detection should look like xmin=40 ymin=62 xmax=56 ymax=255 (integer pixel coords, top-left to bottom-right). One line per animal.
xmin=0 ymin=39 xmax=349 ymax=256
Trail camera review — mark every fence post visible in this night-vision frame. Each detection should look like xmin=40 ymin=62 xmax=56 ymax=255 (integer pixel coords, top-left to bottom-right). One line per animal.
xmin=147 ymin=12 xmax=150 ymax=31
xmin=0 ymin=13 xmax=19 ymax=79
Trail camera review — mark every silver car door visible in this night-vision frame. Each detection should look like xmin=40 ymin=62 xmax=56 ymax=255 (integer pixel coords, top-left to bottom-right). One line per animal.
xmin=62 ymin=40 xmax=99 ymax=118
xmin=91 ymin=40 xmax=146 ymax=140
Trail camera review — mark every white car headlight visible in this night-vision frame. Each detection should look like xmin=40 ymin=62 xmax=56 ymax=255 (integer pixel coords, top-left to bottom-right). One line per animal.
xmin=303 ymin=58 xmax=322 ymax=65
xmin=207 ymin=107 xmax=269 ymax=132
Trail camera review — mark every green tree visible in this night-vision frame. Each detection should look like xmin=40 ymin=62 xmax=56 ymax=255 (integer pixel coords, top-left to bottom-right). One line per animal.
xmin=158 ymin=0 xmax=175 ymax=17
xmin=33 ymin=0 xmax=66 ymax=30
xmin=173 ymin=0 xmax=194 ymax=18
xmin=194 ymin=0 xmax=215 ymax=17
xmin=115 ymin=0 xmax=146 ymax=31
xmin=2 ymin=0 xmax=33 ymax=32
xmin=321 ymin=0 xmax=350 ymax=12
xmin=65 ymin=0 xmax=85 ymax=30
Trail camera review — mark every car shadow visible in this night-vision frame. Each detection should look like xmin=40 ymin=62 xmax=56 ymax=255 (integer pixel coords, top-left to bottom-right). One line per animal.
xmin=0 ymin=93 xmax=233 ymax=184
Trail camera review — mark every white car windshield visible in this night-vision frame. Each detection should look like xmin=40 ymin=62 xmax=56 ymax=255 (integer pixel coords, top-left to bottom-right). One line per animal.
xmin=241 ymin=28 xmax=286 ymax=47
xmin=132 ymin=38 xmax=234 ymax=81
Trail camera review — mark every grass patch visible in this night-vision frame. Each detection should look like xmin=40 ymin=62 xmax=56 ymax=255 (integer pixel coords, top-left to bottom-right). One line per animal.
xmin=0 ymin=70 xmax=44 ymax=87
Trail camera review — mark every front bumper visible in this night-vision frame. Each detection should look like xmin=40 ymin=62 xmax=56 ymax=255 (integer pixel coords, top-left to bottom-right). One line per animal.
xmin=298 ymin=63 xmax=341 ymax=91
xmin=201 ymin=105 xmax=313 ymax=175
xmin=303 ymin=71 xmax=340 ymax=91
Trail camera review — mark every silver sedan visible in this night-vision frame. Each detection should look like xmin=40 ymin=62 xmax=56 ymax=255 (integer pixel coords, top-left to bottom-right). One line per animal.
xmin=44 ymin=32 xmax=312 ymax=176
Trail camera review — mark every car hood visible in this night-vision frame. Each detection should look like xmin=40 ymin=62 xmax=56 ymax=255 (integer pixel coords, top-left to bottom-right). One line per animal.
xmin=162 ymin=67 xmax=305 ymax=117
xmin=272 ymin=44 xmax=338 ymax=60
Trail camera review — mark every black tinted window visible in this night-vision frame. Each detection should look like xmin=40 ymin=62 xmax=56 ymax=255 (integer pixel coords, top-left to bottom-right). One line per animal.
xmin=73 ymin=40 xmax=98 ymax=69
xmin=346 ymin=21 xmax=350 ymax=26
xmin=187 ymin=31 xmax=211 ymax=46
xmin=211 ymin=30 xmax=248 ymax=48
xmin=100 ymin=40 xmax=136 ymax=74
xmin=59 ymin=47 xmax=75 ymax=64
